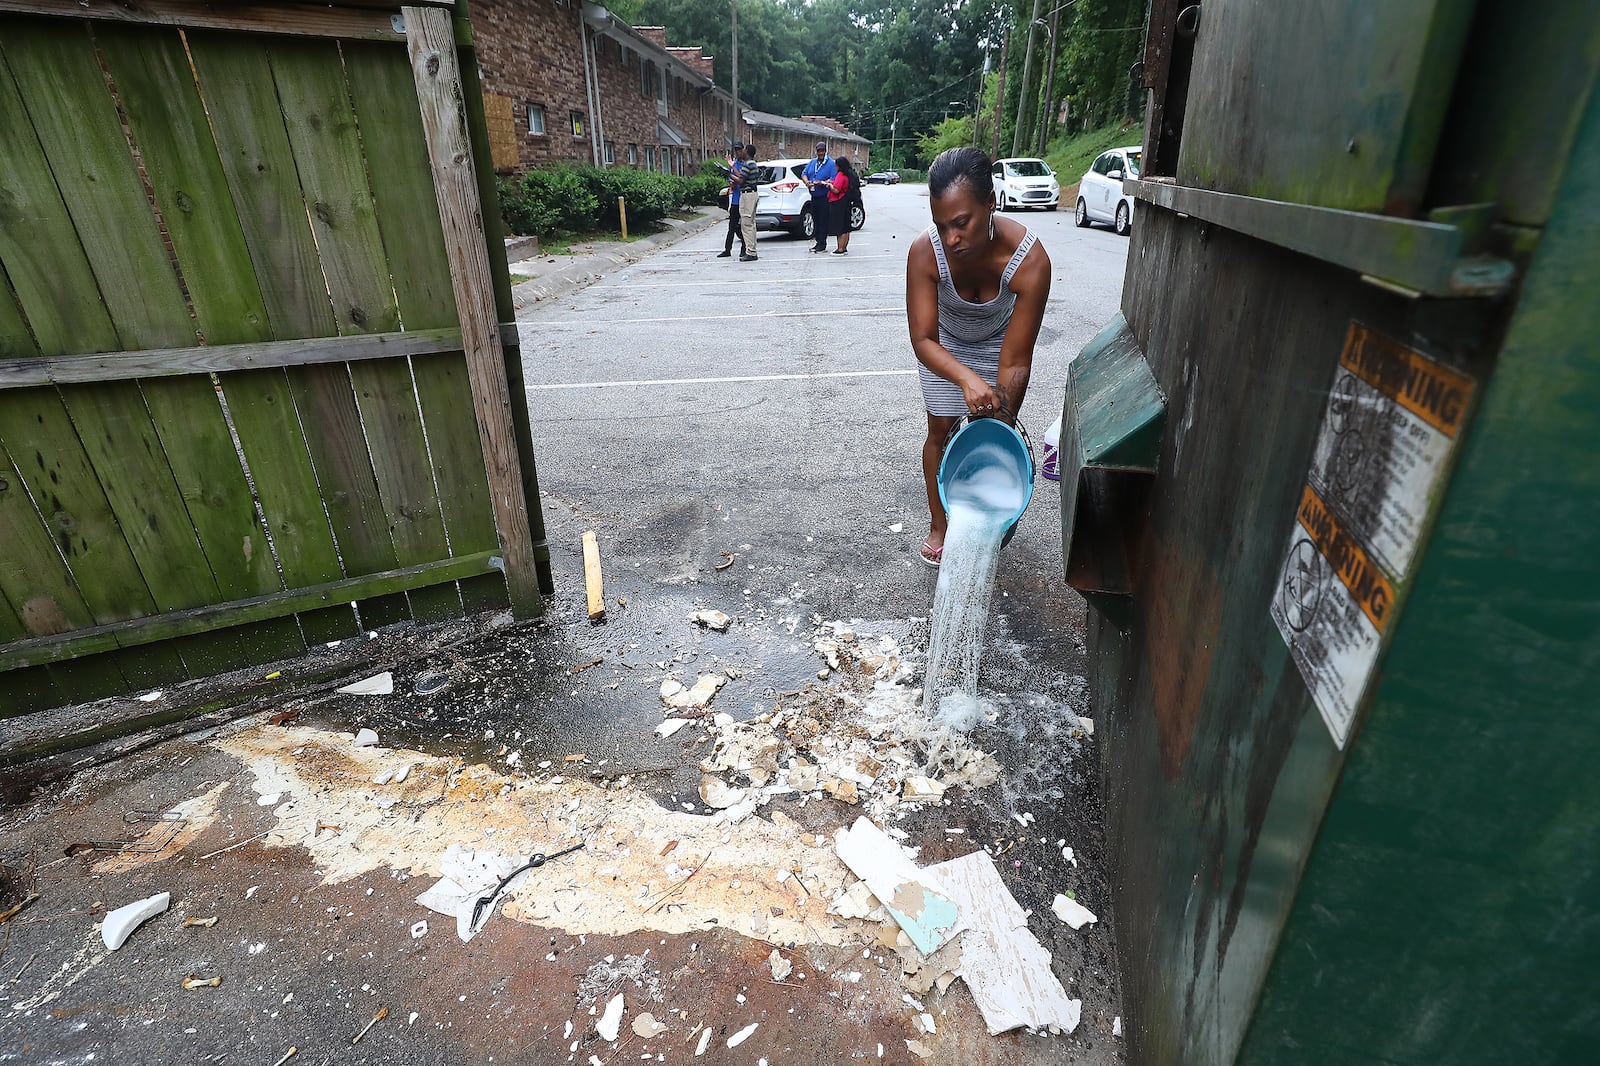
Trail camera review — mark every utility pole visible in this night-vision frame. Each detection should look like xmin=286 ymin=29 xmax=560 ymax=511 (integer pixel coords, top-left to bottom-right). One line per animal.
xmin=1011 ymin=0 xmax=1044 ymax=157
xmin=889 ymin=108 xmax=898 ymax=170
xmin=730 ymin=1 xmax=739 ymax=146
xmin=1037 ymin=2 xmax=1062 ymax=155
xmin=991 ymin=25 xmax=1008 ymax=159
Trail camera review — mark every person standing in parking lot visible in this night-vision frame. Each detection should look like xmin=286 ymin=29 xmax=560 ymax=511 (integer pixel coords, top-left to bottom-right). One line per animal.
xmin=828 ymin=156 xmax=861 ymax=255
xmin=802 ymin=141 xmax=837 ymax=252
xmin=738 ymin=143 xmax=761 ymax=262
xmin=718 ymin=141 xmax=747 ymax=258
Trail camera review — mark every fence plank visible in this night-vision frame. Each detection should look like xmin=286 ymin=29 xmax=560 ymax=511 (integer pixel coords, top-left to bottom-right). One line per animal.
xmin=0 ymin=391 xmax=186 ymax=688
xmin=1 ymin=19 xmax=193 ymax=350
xmin=0 ymin=273 xmax=37 ymax=360
xmin=0 ymin=1 xmax=413 ymax=42
xmin=344 ymin=42 xmax=502 ymax=614
xmin=405 ymin=4 xmax=540 ymax=616
xmin=0 ymin=40 xmax=121 ymax=357
xmin=98 ymin=25 xmax=306 ymax=662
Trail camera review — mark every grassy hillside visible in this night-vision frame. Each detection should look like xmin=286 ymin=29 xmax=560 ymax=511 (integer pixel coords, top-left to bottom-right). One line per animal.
xmin=1045 ymin=122 xmax=1143 ymax=186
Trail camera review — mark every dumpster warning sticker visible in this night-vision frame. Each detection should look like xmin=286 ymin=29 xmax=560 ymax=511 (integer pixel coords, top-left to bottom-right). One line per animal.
xmin=1270 ymin=323 xmax=1475 ymax=748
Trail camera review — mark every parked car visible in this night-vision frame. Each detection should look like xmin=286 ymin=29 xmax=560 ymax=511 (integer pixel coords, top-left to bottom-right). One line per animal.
xmin=751 ymin=158 xmax=865 ymax=240
xmin=864 ymin=171 xmax=900 ymax=185
xmin=992 ymin=157 xmax=1060 ymax=211
xmin=1075 ymin=145 xmax=1141 ymax=236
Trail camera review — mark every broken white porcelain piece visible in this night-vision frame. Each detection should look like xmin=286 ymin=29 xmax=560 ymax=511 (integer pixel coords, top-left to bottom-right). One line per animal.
xmin=353 ymin=728 xmax=380 ymax=747
xmin=929 ymin=851 xmax=1082 ymax=1035
xmin=596 ymin=993 xmax=624 ymax=1041
xmin=1051 ymin=893 xmax=1098 ymax=930
xmin=102 ymin=892 xmax=170 ymax=951
xmin=338 ymin=672 xmax=394 ymax=696
xmin=694 ymin=1028 xmax=712 ymax=1056
xmin=415 ymin=845 xmax=532 ymax=942
xmin=256 ymin=792 xmax=281 ymax=807
xmin=689 ymin=609 xmax=730 ymax=632
xmin=654 ymin=718 xmax=691 ymax=738
xmin=768 ymin=949 xmax=792 ymax=981
xmin=698 ymin=775 xmax=746 ymax=810
xmin=726 ymin=1022 xmax=758 ymax=1048
xmin=834 ymin=817 xmax=961 ymax=955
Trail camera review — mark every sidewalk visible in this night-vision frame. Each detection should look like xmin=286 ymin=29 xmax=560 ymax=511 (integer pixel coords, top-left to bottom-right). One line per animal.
xmin=505 ymin=206 xmax=724 ymax=311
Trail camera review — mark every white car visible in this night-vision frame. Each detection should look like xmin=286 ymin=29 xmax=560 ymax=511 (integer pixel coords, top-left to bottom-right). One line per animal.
xmin=992 ymin=157 xmax=1060 ymax=211
xmin=1076 ymin=145 xmax=1140 ymax=236
xmin=750 ymin=158 xmax=864 ymax=241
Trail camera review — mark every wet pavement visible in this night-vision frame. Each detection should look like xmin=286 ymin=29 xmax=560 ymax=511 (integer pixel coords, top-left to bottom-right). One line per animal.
xmin=0 ymin=187 xmax=1131 ymax=1064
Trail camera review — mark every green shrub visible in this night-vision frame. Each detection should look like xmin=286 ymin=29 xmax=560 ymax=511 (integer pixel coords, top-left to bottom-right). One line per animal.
xmin=498 ymin=165 xmax=599 ymax=236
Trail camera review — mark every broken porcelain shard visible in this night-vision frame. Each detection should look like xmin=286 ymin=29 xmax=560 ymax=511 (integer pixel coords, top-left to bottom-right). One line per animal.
xmin=768 ymin=948 xmax=792 ymax=981
xmin=1051 ymin=893 xmax=1098 ymax=930
xmin=102 ymin=891 xmax=170 ymax=951
xmin=596 ymin=993 xmax=624 ymax=1041
xmin=353 ymin=728 xmax=380 ymax=748
xmin=631 ymin=1012 xmax=667 ymax=1038
xmin=698 ymin=775 xmax=746 ymax=810
xmin=338 ymin=672 xmax=394 ymax=696
xmin=689 ymin=609 xmax=730 ymax=632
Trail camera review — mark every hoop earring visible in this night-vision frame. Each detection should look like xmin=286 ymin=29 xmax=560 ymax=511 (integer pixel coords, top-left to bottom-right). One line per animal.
xmin=987 ymin=212 xmax=996 ymax=241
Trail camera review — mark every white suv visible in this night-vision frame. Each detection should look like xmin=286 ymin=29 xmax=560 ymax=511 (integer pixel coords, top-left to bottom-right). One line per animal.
xmin=751 ymin=158 xmax=865 ymax=241
xmin=992 ymin=157 xmax=1060 ymax=211
xmin=1076 ymin=145 xmax=1141 ymax=236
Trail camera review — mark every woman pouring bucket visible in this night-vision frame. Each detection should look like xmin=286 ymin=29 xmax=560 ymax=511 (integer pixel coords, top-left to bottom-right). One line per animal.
xmin=908 ymin=147 xmax=1052 ymax=567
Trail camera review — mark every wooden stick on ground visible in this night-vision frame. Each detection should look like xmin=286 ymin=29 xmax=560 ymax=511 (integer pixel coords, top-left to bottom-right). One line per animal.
xmin=582 ymin=531 xmax=606 ymax=622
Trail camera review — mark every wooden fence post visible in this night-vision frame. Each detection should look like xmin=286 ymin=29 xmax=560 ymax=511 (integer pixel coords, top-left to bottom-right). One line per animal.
xmin=402 ymin=4 xmax=541 ymax=617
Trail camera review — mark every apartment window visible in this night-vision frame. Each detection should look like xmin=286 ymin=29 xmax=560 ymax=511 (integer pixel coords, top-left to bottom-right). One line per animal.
xmin=628 ymin=143 xmax=638 ymax=165
xmin=570 ymin=110 xmax=585 ymax=137
xmin=644 ymin=145 xmax=657 ymax=170
xmin=640 ymin=61 xmax=652 ymax=98
xmin=604 ymin=141 xmax=615 ymax=165
xmin=526 ymin=102 xmax=546 ymax=136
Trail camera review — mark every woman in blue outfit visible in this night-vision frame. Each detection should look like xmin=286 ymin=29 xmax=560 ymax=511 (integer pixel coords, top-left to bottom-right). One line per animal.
xmin=905 ymin=147 xmax=1052 ymax=567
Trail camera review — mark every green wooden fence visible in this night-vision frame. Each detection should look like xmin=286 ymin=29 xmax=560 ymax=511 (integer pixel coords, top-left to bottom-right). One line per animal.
xmin=0 ymin=1 xmax=549 ymax=716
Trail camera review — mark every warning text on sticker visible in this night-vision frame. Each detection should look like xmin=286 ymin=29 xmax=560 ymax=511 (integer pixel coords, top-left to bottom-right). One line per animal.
xmin=1341 ymin=323 xmax=1474 ymax=437
xmin=1297 ymin=485 xmax=1396 ymax=632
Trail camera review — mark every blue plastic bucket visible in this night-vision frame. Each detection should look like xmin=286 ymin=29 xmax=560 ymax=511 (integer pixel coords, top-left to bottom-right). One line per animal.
xmin=937 ymin=416 xmax=1036 ymax=542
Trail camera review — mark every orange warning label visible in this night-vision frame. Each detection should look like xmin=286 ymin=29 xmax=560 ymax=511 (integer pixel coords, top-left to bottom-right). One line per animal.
xmin=1295 ymin=485 xmax=1396 ymax=632
xmin=1339 ymin=322 xmax=1474 ymax=437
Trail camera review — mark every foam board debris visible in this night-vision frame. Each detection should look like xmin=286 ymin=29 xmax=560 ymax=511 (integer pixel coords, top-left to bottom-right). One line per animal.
xmin=835 ymin=817 xmax=961 ymax=955
xmin=929 ymin=850 xmax=1081 ymax=1034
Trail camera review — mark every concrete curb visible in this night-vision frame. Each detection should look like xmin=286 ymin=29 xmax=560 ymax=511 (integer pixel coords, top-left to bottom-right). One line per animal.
xmin=509 ymin=207 xmax=724 ymax=312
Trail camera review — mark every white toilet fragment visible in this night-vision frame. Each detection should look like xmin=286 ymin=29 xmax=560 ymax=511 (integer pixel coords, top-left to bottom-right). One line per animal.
xmin=1051 ymin=893 xmax=1099 ymax=930
xmin=596 ymin=993 xmax=624 ymax=1041
xmin=353 ymin=728 xmax=380 ymax=747
xmin=338 ymin=672 xmax=394 ymax=696
xmin=102 ymin=892 xmax=170 ymax=951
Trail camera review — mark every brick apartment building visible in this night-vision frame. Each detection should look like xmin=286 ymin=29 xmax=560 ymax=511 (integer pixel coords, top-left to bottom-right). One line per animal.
xmin=471 ymin=0 xmax=868 ymax=175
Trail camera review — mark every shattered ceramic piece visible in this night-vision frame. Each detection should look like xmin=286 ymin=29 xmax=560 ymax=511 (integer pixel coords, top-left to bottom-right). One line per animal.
xmin=257 ymin=793 xmax=281 ymax=807
xmin=338 ymin=672 xmax=394 ymax=696
xmin=654 ymin=718 xmax=691 ymax=738
xmin=905 ymin=1039 xmax=933 ymax=1058
xmin=372 ymin=770 xmax=394 ymax=785
xmin=1113 ymin=1016 xmax=1123 ymax=1037
xmin=699 ymin=775 xmax=746 ymax=810
xmin=394 ymin=764 xmax=412 ymax=784
xmin=632 ymin=1012 xmax=667 ymax=1038
xmin=726 ymin=1022 xmax=758 ymax=1048
xmin=694 ymin=1029 xmax=712 ymax=1056
xmin=689 ymin=609 xmax=731 ymax=632
xmin=659 ymin=679 xmax=686 ymax=703
xmin=901 ymin=777 xmax=946 ymax=802
xmin=827 ymin=879 xmax=882 ymax=920
xmin=353 ymin=728 xmax=380 ymax=748
xmin=822 ymin=778 xmax=859 ymax=805
xmin=1078 ymin=717 xmax=1095 ymax=735
xmin=661 ymin=674 xmax=726 ymax=710
xmin=834 ymin=817 xmax=961 ymax=955
xmin=596 ymin=993 xmax=624 ymax=1041
xmin=102 ymin=892 xmax=170 ymax=951
xmin=768 ymin=949 xmax=792 ymax=981
xmin=1051 ymin=893 xmax=1098 ymax=930
xmin=929 ymin=851 xmax=1081 ymax=1035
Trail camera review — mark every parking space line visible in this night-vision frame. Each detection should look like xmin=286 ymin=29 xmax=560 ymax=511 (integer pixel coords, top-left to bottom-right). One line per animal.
xmin=614 ymin=273 xmax=898 ymax=289
xmin=526 ymin=368 xmax=915 ymax=391
xmin=520 ymin=306 xmax=900 ymax=327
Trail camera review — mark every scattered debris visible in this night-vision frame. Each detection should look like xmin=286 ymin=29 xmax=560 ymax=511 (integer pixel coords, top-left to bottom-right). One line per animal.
xmin=596 ymin=993 xmax=624 ymax=1041
xmin=87 ymin=809 xmax=187 ymax=853
xmin=889 ymin=523 xmax=903 ymax=533
xmin=6 ymin=953 xmax=38 ymax=986
xmin=353 ymin=728 xmax=380 ymax=747
xmin=268 ymin=708 xmax=301 ymax=727
xmin=271 ymin=1047 xmax=297 ymax=1066
xmin=410 ymin=920 xmax=428 ymax=938
xmin=182 ymin=974 xmax=222 ymax=990
xmin=257 ymin=793 xmax=281 ymax=807
xmin=767 ymin=949 xmax=792 ymax=981
xmin=182 ymin=915 xmax=218 ymax=929
xmin=338 ymin=672 xmax=394 ymax=696
xmin=417 ymin=847 xmax=545 ymax=942
xmin=0 ymin=894 xmax=39 ymax=923
xmin=582 ymin=531 xmax=606 ymax=622
xmin=698 ymin=776 xmax=746 ymax=810
xmin=414 ymin=672 xmax=452 ymax=696
xmin=690 ymin=609 xmax=730 ymax=632
xmin=905 ymin=1038 xmax=933 ymax=1058
xmin=659 ymin=674 xmax=726 ymax=711
xmin=901 ymin=776 xmax=946 ymax=803
xmin=835 ymin=818 xmax=960 ymax=955
xmin=352 ymin=1006 xmax=388 ymax=1044
xmin=726 ymin=1022 xmax=758 ymax=1048
xmin=653 ymin=718 xmax=690 ymax=738
xmin=715 ymin=551 xmax=737 ymax=571
xmin=631 ymin=1012 xmax=667 ymax=1038
xmin=694 ymin=1028 xmax=713 ymax=1056
xmin=101 ymin=891 xmax=170 ymax=951
xmin=1113 ymin=1015 xmax=1123 ymax=1037
xmin=928 ymin=851 xmax=1081 ymax=1034
xmin=1051 ymin=893 xmax=1098 ymax=930
xmin=570 ymin=659 xmax=603 ymax=674
xmin=137 ymin=690 xmax=164 ymax=702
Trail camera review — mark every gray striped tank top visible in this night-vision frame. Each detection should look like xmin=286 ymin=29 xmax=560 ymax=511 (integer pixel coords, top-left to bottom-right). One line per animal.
xmin=917 ymin=224 xmax=1039 ymax=416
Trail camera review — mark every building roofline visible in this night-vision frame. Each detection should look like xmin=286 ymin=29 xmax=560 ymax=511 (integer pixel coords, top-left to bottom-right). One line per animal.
xmin=581 ymin=4 xmax=714 ymax=89
xmin=742 ymin=109 xmax=872 ymax=146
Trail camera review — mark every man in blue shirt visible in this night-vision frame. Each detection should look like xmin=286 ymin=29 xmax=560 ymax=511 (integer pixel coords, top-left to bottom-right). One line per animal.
xmin=802 ymin=141 xmax=837 ymax=253
xmin=718 ymin=141 xmax=748 ymax=258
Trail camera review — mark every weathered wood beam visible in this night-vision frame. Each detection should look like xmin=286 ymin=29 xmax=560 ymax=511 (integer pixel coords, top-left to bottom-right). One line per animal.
xmin=0 ymin=328 xmax=464 ymax=389
xmin=0 ymin=551 xmax=500 ymax=672
xmin=403 ymin=4 xmax=541 ymax=618
xmin=0 ymin=0 xmax=431 ymax=42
